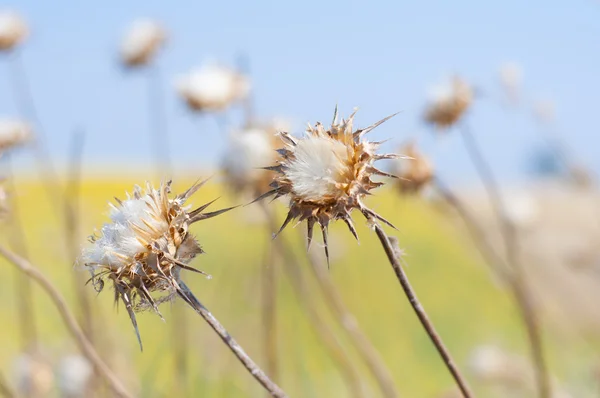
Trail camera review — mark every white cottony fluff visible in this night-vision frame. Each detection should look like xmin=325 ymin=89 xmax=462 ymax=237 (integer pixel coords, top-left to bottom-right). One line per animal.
xmin=0 ymin=119 xmax=32 ymax=153
xmin=285 ymin=135 xmax=350 ymax=201
xmin=222 ymin=128 xmax=274 ymax=182
xmin=120 ymin=19 xmax=165 ymax=65
xmin=57 ymin=355 xmax=93 ymax=398
xmin=81 ymin=185 xmax=169 ymax=269
xmin=176 ymin=64 xmax=249 ymax=111
xmin=0 ymin=11 xmax=27 ymax=50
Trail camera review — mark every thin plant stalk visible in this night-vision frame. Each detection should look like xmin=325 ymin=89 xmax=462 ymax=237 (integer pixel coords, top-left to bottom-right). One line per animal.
xmin=261 ymin=204 xmax=367 ymax=398
xmin=0 ymin=369 xmax=15 ymax=398
xmin=372 ymin=222 xmax=474 ymax=398
xmin=0 ymin=245 xmax=133 ymax=398
xmin=304 ymin=248 xmax=399 ymax=398
xmin=175 ymin=280 xmax=287 ymax=398
xmin=459 ymin=123 xmax=551 ymax=398
xmin=4 ymin=157 xmax=38 ymax=352
xmin=6 ymin=50 xmax=62 ymax=210
xmin=147 ymin=63 xmax=171 ymax=179
xmin=261 ymin=241 xmax=279 ymax=384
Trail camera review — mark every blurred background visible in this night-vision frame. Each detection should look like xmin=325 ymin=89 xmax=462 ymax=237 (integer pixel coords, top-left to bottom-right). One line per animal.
xmin=0 ymin=0 xmax=599 ymax=397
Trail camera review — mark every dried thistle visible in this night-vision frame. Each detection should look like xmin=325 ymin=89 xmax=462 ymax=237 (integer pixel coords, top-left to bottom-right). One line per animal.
xmin=175 ymin=64 xmax=250 ymax=113
xmin=0 ymin=11 xmax=27 ymax=52
xmin=424 ymin=76 xmax=473 ymax=129
xmin=0 ymin=119 xmax=32 ymax=154
xmin=394 ymin=141 xmax=434 ymax=194
xmin=499 ymin=62 xmax=523 ymax=104
xmin=78 ymin=180 xmax=232 ymax=349
xmin=221 ymin=120 xmax=288 ymax=197
xmin=258 ymin=107 xmax=399 ymax=262
xmin=119 ymin=19 xmax=166 ymax=68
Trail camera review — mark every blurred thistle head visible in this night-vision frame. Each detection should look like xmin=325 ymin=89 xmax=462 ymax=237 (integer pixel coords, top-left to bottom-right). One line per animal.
xmin=120 ymin=19 xmax=166 ymax=68
xmin=0 ymin=179 xmax=8 ymax=219
xmin=221 ymin=120 xmax=288 ymax=197
xmin=0 ymin=119 xmax=32 ymax=155
xmin=175 ymin=64 xmax=250 ymax=113
xmin=258 ymin=107 xmax=399 ymax=262
xmin=468 ymin=345 xmax=531 ymax=389
xmin=78 ymin=180 xmax=233 ymax=349
xmin=13 ymin=353 xmax=54 ymax=397
xmin=394 ymin=141 xmax=434 ymax=194
xmin=56 ymin=355 xmax=93 ymax=398
xmin=499 ymin=62 xmax=523 ymax=103
xmin=0 ymin=11 xmax=27 ymax=52
xmin=532 ymin=99 xmax=555 ymax=125
xmin=424 ymin=76 xmax=473 ymax=129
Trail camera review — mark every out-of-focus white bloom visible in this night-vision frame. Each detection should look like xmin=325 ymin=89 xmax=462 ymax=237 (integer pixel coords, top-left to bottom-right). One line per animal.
xmin=175 ymin=64 xmax=250 ymax=112
xmin=0 ymin=119 xmax=32 ymax=154
xmin=120 ymin=19 xmax=166 ymax=67
xmin=57 ymin=355 xmax=93 ymax=398
xmin=469 ymin=345 xmax=531 ymax=387
xmin=533 ymin=99 xmax=556 ymax=124
xmin=425 ymin=77 xmax=473 ymax=128
xmin=504 ymin=193 xmax=540 ymax=230
xmin=222 ymin=127 xmax=277 ymax=196
xmin=13 ymin=353 xmax=54 ymax=397
xmin=499 ymin=62 xmax=523 ymax=103
xmin=0 ymin=11 xmax=28 ymax=51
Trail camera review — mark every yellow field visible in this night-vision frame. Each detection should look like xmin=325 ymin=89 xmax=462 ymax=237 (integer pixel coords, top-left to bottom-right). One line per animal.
xmin=0 ymin=176 xmax=576 ymax=397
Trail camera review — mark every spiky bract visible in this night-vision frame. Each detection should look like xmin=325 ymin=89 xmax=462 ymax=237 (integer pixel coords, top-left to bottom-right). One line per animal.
xmin=259 ymin=108 xmax=399 ymax=262
xmin=78 ymin=180 xmax=231 ymax=348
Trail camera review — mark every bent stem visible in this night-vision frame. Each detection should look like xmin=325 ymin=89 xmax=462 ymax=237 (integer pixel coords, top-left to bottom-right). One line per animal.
xmin=0 ymin=245 xmax=133 ymax=398
xmin=305 ymin=248 xmax=399 ymax=398
xmin=175 ymin=281 xmax=287 ymax=398
xmin=459 ymin=123 xmax=551 ymax=398
xmin=261 ymin=204 xmax=367 ymax=398
xmin=372 ymin=222 xmax=473 ymax=398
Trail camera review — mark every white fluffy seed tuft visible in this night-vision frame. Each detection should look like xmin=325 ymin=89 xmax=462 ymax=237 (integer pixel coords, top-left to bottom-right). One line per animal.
xmin=120 ymin=19 xmax=165 ymax=66
xmin=285 ymin=135 xmax=350 ymax=201
xmin=222 ymin=128 xmax=274 ymax=183
xmin=0 ymin=11 xmax=27 ymax=51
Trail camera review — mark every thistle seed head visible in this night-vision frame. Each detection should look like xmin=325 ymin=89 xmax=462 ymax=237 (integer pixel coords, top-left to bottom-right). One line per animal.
xmin=499 ymin=62 xmax=523 ymax=104
xmin=0 ymin=119 xmax=32 ymax=155
xmin=221 ymin=120 xmax=286 ymax=197
xmin=120 ymin=19 xmax=166 ymax=67
xmin=0 ymin=11 xmax=27 ymax=52
xmin=394 ymin=142 xmax=434 ymax=194
xmin=258 ymin=107 xmax=399 ymax=263
xmin=175 ymin=64 xmax=250 ymax=112
xmin=78 ymin=180 xmax=232 ymax=349
xmin=425 ymin=77 xmax=473 ymax=128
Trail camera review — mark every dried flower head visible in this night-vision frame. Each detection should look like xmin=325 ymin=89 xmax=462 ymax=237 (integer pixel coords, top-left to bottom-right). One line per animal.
xmin=221 ymin=120 xmax=287 ymax=197
xmin=394 ymin=142 xmax=434 ymax=194
xmin=0 ymin=119 xmax=32 ymax=155
xmin=258 ymin=107 xmax=399 ymax=262
xmin=13 ymin=353 xmax=54 ymax=397
xmin=0 ymin=11 xmax=27 ymax=51
xmin=120 ymin=19 xmax=166 ymax=67
xmin=78 ymin=180 xmax=232 ymax=348
xmin=175 ymin=64 xmax=250 ymax=112
xmin=425 ymin=77 xmax=473 ymax=128
xmin=468 ymin=345 xmax=531 ymax=389
xmin=0 ymin=179 xmax=8 ymax=218
xmin=57 ymin=355 xmax=93 ymax=398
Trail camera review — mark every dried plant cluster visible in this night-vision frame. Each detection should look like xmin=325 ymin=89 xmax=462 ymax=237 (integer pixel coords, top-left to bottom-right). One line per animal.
xmin=425 ymin=77 xmax=473 ymax=128
xmin=394 ymin=142 xmax=434 ymax=194
xmin=258 ymin=108 xmax=399 ymax=261
xmin=0 ymin=10 xmax=28 ymax=51
xmin=120 ymin=19 xmax=166 ymax=67
xmin=176 ymin=65 xmax=250 ymax=112
xmin=221 ymin=120 xmax=289 ymax=197
xmin=78 ymin=180 xmax=230 ymax=347
xmin=0 ymin=119 xmax=32 ymax=152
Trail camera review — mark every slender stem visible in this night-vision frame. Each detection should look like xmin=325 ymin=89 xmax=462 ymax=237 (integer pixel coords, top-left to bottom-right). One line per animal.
xmin=261 ymin=242 xmax=279 ymax=384
xmin=0 ymin=370 xmax=15 ymax=398
xmin=176 ymin=281 xmax=287 ymax=398
xmin=147 ymin=64 xmax=171 ymax=179
xmin=4 ymin=157 xmax=38 ymax=352
xmin=0 ymin=245 xmax=133 ymax=398
xmin=459 ymin=124 xmax=551 ymax=398
xmin=261 ymin=205 xmax=367 ymax=398
xmin=372 ymin=222 xmax=473 ymax=398
xmin=7 ymin=50 xmax=62 ymax=210
xmin=305 ymin=248 xmax=399 ymax=398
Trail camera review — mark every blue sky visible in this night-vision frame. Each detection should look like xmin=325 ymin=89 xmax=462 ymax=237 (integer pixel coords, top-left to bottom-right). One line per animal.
xmin=0 ymin=0 xmax=598 ymax=184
